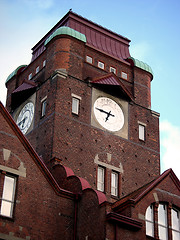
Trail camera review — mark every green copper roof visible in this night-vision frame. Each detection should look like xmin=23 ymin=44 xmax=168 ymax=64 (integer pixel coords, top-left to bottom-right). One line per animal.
xmin=128 ymin=57 xmax=153 ymax=76
xmin=44 ymin=26 xmax=87 ymax=46
xmin=5 ymin=65 xmax=27 ymax=84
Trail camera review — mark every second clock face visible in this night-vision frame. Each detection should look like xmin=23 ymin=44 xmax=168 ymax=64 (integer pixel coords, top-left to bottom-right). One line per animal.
xmin=16 ymin=102 xmax=34 ymax=134
xmin=94 ymin=97 xmax=124 ymax=132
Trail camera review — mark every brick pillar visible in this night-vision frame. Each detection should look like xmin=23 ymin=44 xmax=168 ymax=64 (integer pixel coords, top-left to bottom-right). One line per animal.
xmin=154 ymin=203 xmax=159 ymax=239
xmin=168 ymin=203 xmax=172 ymax=240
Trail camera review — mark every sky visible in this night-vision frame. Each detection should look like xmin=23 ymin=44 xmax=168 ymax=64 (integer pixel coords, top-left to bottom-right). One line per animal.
xmin=0 ymin=0 xmax=180 ymax=179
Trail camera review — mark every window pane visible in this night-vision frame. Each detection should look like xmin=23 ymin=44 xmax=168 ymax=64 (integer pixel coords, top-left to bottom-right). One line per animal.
xmin=86 ymin=56 xmax=92 ymax=64
xmin=0 ymin=200 xmax=12 ymax=217
xmin=146 ymin=221 xmax=154 ymax=237
xmin=111 ymin=172 xmax=118 ymax=196
xmin=72 ymin=98 xmax=79 ymax=115
xmin=172 ymin=230 xmax=180 ymax=240
xmin=158 ymin=204 xmax=167 ymax=226
xmin=159 ymin=226 xmax=168 ymax=240
xmin=172 ymin=209 xmax=179 ymax=231
xmin=97 ymin=167 xmax=104 ymax=192
xmin=41 ymin=100 xmax=47 ymax=117
xmin=2 ymin=176 xmax=15 ymax=201
xmin=146 ymin=205 xmax=153 ymax=221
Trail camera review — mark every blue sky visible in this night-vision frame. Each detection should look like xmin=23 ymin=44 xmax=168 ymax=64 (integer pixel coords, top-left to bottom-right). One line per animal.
xmin=0 ymin=0 xmax=180 ymax=179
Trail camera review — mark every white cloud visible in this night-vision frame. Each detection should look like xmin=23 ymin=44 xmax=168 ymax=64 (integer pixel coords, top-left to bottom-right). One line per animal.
xmin=160 ymin=120 xmax=180 ymax=179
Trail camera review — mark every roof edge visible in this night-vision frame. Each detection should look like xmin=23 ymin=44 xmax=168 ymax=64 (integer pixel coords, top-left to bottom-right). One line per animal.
xmin=127 ymin=57 xmax=153 ymax=77
xmin=5 ymin=65 xmax=27 ymax=85
xmin=44 ymin=26 xmax=86 ymax=46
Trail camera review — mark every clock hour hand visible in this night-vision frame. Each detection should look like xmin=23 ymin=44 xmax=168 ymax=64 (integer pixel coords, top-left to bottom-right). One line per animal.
xmin=18 ymin=116 xmax=27 ymax=128
xmin=105 ymin=110 xmax=115 ymax=122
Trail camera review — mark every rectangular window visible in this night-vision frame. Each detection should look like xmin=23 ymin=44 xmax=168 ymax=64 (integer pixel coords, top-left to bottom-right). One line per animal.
xmin=36 ymin=66 xmax=40 ymax=74
xmin=110 ymin=67 xmax=116 ymax=74
xmin=97 ymin=166 xmax=105 ymax=192
xmin=121 ymin=71 xmax=128 ymax=80
xmin=98 ymin=61 xmax=105 ymax=70
xmin=111 ymin=171 xmax=118 ymax=196
xmin=43 ymin=60 xmax=46 ymax=67
xmin=146 ymin=205 xmax=154 ymax=237
xmin=86 ymin=55 xmax=93 ymax=64
xmin=0 ymin=175 xmax=16 ymax=218
xmin=139 ymin=124 xmax=145 ymax=141
xmin=41 ymin=97 xmax=47 ymax=117
xmin=72 ymin=98 xmax=80 ymax=115
xmin=28 ymin=73 xmax=32 ymax=80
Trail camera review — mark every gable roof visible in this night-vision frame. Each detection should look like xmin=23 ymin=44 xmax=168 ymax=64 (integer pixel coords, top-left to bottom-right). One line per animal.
xmin=112 ymin=168 xmax=180 ymax=211
xmin=0 ymin=101 xmax=74 ymax=199
xmin=91 ymin=73 xmax=134 ymax=101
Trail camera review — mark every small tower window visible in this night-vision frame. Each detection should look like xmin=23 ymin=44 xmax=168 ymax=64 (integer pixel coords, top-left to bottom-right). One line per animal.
xmin=71 ymin=94 xmax=81 ymax=115
xmin=121 ymin=71 xmax=128 ymax=80
xmin=111 ymin=171 xmax=118 ymax=196
xmin=97 ymin=166 xmax=105 ymax=192
xmin=28 ymin=73 xmax=32 ymax=80
xmin=86 ymin=55 xmax=93 ymax=64
xmin=110 ymin=67 xmax=116 ymax=74
xmin=36 ymin=66 xmax=40 ymax=74
xmin=41 ymin=97 xmax=47 ymax=117
xmin=139 ymin=123 xmax=146 ymax=141
xmin=98 ymin=61 xmax=105 ymax=70
xmin=43 ymin=60 xmax=46 ymax=67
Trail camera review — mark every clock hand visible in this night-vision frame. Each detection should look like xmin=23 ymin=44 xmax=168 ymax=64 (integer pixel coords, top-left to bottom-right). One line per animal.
xmin=105 ymin=111 xmax=115 ymax=122
xmin=95 ymin=107 xmax=115 ymax=121
xmin=18 ymin=116 xmax=27 ymax=128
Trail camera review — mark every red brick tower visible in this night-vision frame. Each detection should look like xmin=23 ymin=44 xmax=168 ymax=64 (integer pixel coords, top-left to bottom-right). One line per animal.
xmin=5 ymin=11 xmax=160 ymax=201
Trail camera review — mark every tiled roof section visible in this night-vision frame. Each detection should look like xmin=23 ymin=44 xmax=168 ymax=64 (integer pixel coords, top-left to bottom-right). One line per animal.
xmin=112 ymin=168 xmax=180 ymax=212
xmin=31 ymin=11 xmax=131 ymax=63
xmin=44 ymin=26 xmax=86 ymax=46
xmin=5 ymin=65 xmax=27 ymax=85
xmin=91 ymin=73 xmax=134 ymax=101
xmin=12 ymin=80 xmax=37 ymax=94
xmin=127 ymin=57 xmax=153 ymax=77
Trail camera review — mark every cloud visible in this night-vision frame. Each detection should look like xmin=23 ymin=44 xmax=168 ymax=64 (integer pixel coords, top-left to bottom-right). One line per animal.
xmin=130 ymin=41 xmax=151 ymax=62
xmin=160 ymin=120 xmax=180 ymax=179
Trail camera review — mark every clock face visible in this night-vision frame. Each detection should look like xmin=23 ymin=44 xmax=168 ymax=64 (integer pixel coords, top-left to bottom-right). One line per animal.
xmin=94 ymin=97 xmax=124 ymax=132
xmin=16 ymin=102 xmax=34 ymax=134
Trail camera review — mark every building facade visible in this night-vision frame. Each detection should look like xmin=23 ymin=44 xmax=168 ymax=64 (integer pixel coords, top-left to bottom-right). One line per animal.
xmin=0 ymin=11 xmax=179 ymax=240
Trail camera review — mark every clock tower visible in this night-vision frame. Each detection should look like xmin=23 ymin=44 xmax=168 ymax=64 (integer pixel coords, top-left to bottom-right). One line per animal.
xmin=5 ymin=11 xmax=160 ymax=201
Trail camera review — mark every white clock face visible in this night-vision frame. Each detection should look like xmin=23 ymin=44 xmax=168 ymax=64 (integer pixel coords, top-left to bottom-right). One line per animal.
xmin=16 ymin=102 xmax=34 ymax=134
xmin=94 ymin=97 xmax=124 ymax=132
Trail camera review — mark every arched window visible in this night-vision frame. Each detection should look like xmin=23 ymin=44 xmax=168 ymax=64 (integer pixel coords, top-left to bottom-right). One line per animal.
xmin=145 ymin=204 xmax=154 ymax=237
xmin=172 ymin=208 xmax=180 ymax=240
xmin=158 ymin=204 xmax=168 ymax=240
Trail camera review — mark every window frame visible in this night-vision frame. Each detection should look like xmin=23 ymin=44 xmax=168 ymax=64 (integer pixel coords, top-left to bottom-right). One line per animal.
xmin=110 ymin=66 xmax=117 ymax=74
xmin=36 ymin=66 xmax=40 ymax=74
xmin=145 ymin=204 xmax=154 ymax=238
xmin=28 ymin=73 xmax=32 ymax=80
xmin=71 ymin=94 xmax=81 ymax=115
xmin=98 ymin=61 xmax=105 ymax=70
xmin=41 ymin=96 xmax=47 ymax=118
xmin=121 ymin=71 xmax=128 ymax=80
xmin=111 ymin=171 xmax=118 ymax=197
xmin=0 ymin=173 xmax=17 ymax=219
xmin=138 ymin=123 xmax=146 ymax=141
xmin=97 ymin=166 xmax=105 ymax=192
xmin=171 ymin=208 xmax=180 ymax=240
xmin=43 ymin=60 xmax=46 ymax=67
xmin=86 ymin=55 xmax=93 ymax=64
